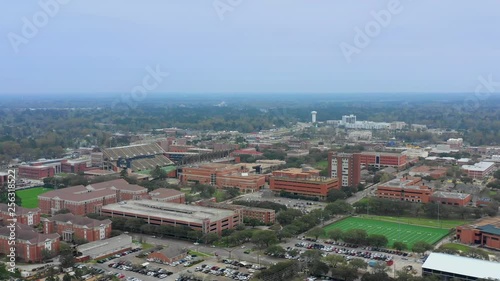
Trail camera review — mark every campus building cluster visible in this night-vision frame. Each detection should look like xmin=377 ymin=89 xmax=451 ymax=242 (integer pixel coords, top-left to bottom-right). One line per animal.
xmin=38 ymin=179 xmax=149 ymax=215
xmin=269 ymin=167 xmax=339 ymax=200
xmin=328 ymin=152 xmax=361 ymax=187
xmin=180 ymin=163 xmax=266 ymax=192
xmin=101 ymin=200 xmax=241 ymax=235
xmin=461 ymin=162 xmax=495 ymax=179
xmin=18 ymin=158 xmax=91 ymax=180
xmin=376 ymin=177 xmax=472 ymax=206
xmin=0 ymin=204 xmax=41 ymax=226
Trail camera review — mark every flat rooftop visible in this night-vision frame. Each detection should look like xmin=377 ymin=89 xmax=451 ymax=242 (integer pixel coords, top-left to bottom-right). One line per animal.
xmin=102 ymin=200 xmax=236 ymax=224
xmin=462 ymin=162 xmax=495 ymax=172
xmin=77 ymin=234 xmax=133 ymax=258
xmin=423 ymin=253 xmax=500 ymax=280
xmin=380 ymin=178 xmax=429 ymax=190
xmin=432 ymin=191 xmax=470 ymax=199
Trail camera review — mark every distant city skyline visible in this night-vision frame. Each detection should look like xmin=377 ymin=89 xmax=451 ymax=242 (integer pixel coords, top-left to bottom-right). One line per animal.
xmin=1 ymin=0 xmax=499 ymax=94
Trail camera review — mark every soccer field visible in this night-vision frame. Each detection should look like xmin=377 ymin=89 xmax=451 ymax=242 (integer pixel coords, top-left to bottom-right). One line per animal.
xmin=323 ymin=217 xmax=450 ymax=247
xmin=16 ymin=187 xmax=52 ymax=208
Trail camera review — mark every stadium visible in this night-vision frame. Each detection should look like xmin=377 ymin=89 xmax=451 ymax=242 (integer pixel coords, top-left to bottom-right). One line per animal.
xmin=102 ymin=143 xmax=174 ymax=172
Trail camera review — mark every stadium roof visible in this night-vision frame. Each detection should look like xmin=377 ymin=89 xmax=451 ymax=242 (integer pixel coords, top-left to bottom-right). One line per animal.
xmin=102 ymin=143 xmax=167 ymax=161
xmin=423 ymin=253 xmax=500 ymax=280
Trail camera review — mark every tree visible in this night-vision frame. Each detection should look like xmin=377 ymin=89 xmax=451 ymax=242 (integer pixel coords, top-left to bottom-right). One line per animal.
xmin=204 ymin=232 xmax=220 ymax=244
xmin=276 ymin=208 xmax=303 ymax=225
xmin=494 ymin=170 xmax=500 ymax=180
xmin=307 ymin=227 xmax=325 ymax=240
xmin=333 ymin=264 xmax=359 ymax=281
xmin=41 ymin=248 xmax=54 ymax=262
xmin=59 ymin=242 xmax=75 ymax=268
xmin=327 ymin=189 xmax=347 ymax=202
xmin=251 ymin=230 xmax=278 ymax=248
xmin=62 ymin=274 xmax=72 ymax=281
xmin=412 ymin=241 xmax=433 ymax=254
xmin=265 ymin=245 xmax=286 ymax=257
xmin=328 ymin=228 xmax=344 ymax=241
xmin=349 ymin=258 xmax=368 ymax=272
xmin=150 ymin=165 xmax=167 ymax=180
xmin=309 ymin=260 xmax=329 ymax=277
xmin=367 ymin=234 xmax=388 ymax=247
xmin=325 ymin=200 xmax=353 ymax=215
xmin=324 ymin=254 xmax=346 ymax=269
xmin=343 ymin=229 xmax=368 ymax=245
xmin=393 ymin=241 xmax=408 ymax=251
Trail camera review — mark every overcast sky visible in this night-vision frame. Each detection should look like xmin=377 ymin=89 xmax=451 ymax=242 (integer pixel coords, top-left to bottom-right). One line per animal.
xmin=1 ymin=0 xmax=499 ymax=94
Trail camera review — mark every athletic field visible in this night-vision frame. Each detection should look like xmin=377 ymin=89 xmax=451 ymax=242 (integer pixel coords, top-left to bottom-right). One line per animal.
xmin=16 ymin=187 xmax=52 ymax=208
xmin=324 ymin=217 xmax=450 ymax=248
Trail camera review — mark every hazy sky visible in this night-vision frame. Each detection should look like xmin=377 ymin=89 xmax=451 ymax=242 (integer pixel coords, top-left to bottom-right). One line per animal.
xmin=1 ymin=0 xmax=499 ymax=94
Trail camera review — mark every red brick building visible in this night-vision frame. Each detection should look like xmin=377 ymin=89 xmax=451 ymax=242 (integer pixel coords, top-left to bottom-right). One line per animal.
xmin=38 ymin=179 xmax=148 ymax=215
xmin=0 ymin=224 xmax=60 ymax=263
xmin=359 ymin=152 xmax=407 ymax=169
xmin=42 ymin=213 xmax=112 ymax=242
xmin=461 ymin=162 xmax=495 ymax=179
xmin=430 ymin=191 xmax=472 ymax=206
xmin=18 ymin=165 xmax=55 ymax=180
xmin=376 ymin=177 xmax=433 ymax=203
xmin=0 ymin=172 xmax=8 ymax=186
xmin=61 ymin=159 xmax=89 ymax=174
xmin=0 ymin=204 xmax=41 ymax=226
xmin=148 ymin=247 xmax=187 ymax=263
xmin=269 ymin=168 xmax=340 ymax=200
xmin=148 ymin=188 xmax=185 ymax=204
xmin=456 ymin=218 xmax=500 ymax=250
xmin=327 ymin=152 xmax=361 ymax=187
xmin=180 ymin=164 xmax=266 ymax=192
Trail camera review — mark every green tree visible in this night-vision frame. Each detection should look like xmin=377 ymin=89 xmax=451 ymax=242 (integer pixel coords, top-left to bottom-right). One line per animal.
xmin=265 ymin=245 xmax=286 ymax=257
xmin=325 ymin=200 xmax=353 ymax=215
xmin=393 ymin=241 xmax=408 ymax=251
xmin=412 ymin=241 xmax=433 ymax=254
xmin=367 ymin=234 xmax=389 ymax=247
xmin=343 ymin=229 xmax=368 ymax=245
xmin=349 ymin=258 xmax=368 ymax=272
xmin=327 ymin=189 xmax=347 ymax=202
xmin=307 ymin=227 xmax=325 ymax=240
xmin=327 ymin=228 xmax=344 ymax=241
xmin=150 ymin=165 xmax=167 ymax=180
xmin=251 ymin=230 xmax=278 ymax=248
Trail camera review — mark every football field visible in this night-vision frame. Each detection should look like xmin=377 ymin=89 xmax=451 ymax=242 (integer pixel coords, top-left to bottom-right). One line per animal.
xmin=324 ymin=217 xmax=450 ymax=247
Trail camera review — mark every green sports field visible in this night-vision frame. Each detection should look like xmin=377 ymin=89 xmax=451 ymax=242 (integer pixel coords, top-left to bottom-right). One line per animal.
xmin=324 ymin=217 xmax=450 ymax=248
xmin=16 ymin=187 xmax=52 ymax=208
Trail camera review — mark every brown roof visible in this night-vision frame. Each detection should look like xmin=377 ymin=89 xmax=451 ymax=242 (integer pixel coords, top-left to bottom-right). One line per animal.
xmin=89 ymin=179 xmax=145 ymax=192
xmin=149 ymin=188 xmax=184 ymax=199
xmin=0 ymin=203 xmax=40 ymax=215
xmin=157 ymin=246 xmax=187 ymax=258
xmin=0 ymin=224 xmax=59 ymax=244
xmin=38 ymin=179 xmax=147 ymax=202
xmin=46 ymin=213 xmax=112 ymax=227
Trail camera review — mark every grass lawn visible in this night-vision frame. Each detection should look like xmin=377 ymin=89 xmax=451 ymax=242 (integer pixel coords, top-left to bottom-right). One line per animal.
xmin=315 ymin=160 xmax=328 ymax=169
xmin=141 ymin=243 xmax=154 ymax=250
xmin=358 ymin=215 xmax=467 ymax=229
xmin=439 ymin=243 xmax=471 ymax=252
xmin=16 ymin=187 xmax=52 ymax=208
xmin=489 ymin=190 xmax=497 ymax=196
xmin=188 ymin=250 xmax=212 ymax=257
xmin=324 ymin=217 xmax=450 ymax=248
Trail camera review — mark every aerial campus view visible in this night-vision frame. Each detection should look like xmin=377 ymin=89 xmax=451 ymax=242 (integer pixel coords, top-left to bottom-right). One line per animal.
xmin=1 ymin=1 xmax=500 ymax=281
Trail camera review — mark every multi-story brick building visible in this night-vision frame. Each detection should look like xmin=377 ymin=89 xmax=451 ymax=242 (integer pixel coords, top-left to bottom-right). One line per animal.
xmin=430 ymin=191 xmax=472 ymax=206
xmin=0 ymin=204 xmax=41 ymax=226
xmin=148 ymin=188 xmax=185 ymax=204
xmin=195 ymin=200 xmax=275 ymax=224
xmin=38 ymin=179 xmax=148 ymax=215
xmin=61 ymin=159 xmax=90 ymax=174
xmin=0 ymin=224 xmax=60 ymax=263
xmin=18 ymin=165 xmax=55 ymax=180
xmin=0 ymin=172 xmax=8 ymax=186
xmin=461 ymin=162 xmax=495 ymax=179
xmin=101 ymin=200 xmax=241 ymax=235
xmin=358 ymin=152 xmax=407 ymax=169
xmin=327 ymin=152 xmax=361 ymax=187
xmin=269 ymin=168 xmax=340 ymax=200
xmin=42 ymin=213 xmax=112 ymax=242
xmin=376 ymin=177 xmax=433 ymax=203
xmin=180 ymin=164 xmax=266 ymax=192
xmin=456 ymin=217 xmax=500 ymax=250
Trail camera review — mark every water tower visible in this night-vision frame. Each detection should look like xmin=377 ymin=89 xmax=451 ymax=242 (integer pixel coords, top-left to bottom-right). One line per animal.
xmin=311 ymin=111 xmax=317 ymax=123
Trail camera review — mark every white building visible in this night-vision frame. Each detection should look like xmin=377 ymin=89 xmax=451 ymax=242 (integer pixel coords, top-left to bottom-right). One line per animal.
xmin=462 ymin=162 xmax=495 ymax=179
xmin=422 ymin=253 xmax=500 ymax=280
